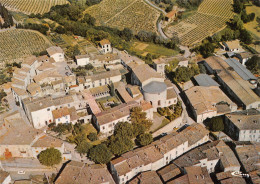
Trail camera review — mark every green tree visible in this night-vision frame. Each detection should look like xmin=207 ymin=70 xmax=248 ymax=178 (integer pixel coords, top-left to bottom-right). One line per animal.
xmin=136 ymin=133 xmax=153 ymax=146
xmin=87 ymin=132 xmax=98 ymax=141
xmin=199 ymin=41 xmax=215 ymax=58
xmin=208 ymin=116 xmax=224 ymax=132
xmin=89 ymin=144 xmax=113 ymax=164
xmin=130 ymin=107 xmax=152 ymax=130
xmin=76 ymin=140 xmax=92 ymax=155
xmin=38 ymin=148 xmax=62 ymax=167
xmin=245 ymin=55 xmax=260 ymax=74
xmin=114 ymin=122 xmax=134 ymax=138
xmin=108 ymin=136 xmax=134 ymax=156
xmin=239 ymin=29 xmax=253 ymax=44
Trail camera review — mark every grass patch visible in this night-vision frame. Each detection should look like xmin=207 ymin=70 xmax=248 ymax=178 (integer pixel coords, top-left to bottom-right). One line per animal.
xmin=131 ymin=41 xmax=178 ymax=57
xmin=152 ymin=118 xmax=170 ymax=132
xmin=244 ymin=5 xmax=260 ymax=40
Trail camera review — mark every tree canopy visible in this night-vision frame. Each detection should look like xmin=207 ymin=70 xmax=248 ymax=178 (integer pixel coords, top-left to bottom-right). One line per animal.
xmin=136 ymin=133 xmax=153 ymax=146
xmin=38 ymin=148 xmax=62 ymax=167
xmin=89 ymin=144 xmax=113 ymax=164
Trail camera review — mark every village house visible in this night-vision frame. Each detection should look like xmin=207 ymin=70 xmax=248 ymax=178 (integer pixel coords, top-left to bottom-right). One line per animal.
xmin=46 ymin=46 xmax=65 ymax=62
xmin=90 ymin=53 xmax=121 ymax=68
xmin=216 ymin=171 xmax=247 ymax=184
xmin=75 ymin=54 xmax=90 ymax=66
xmin=165 ymin=9 xmax=178 ymax=22
xmin=93 ymin=101 xmax=139 ymax=137
xmin=224 ymin=109 xmax=260 ymax=142
xmin=78 ymin=70 xmax=122 ymax=90
xmin=52 ymin=107 xmax=70 ymax=125
xmin=22 ymin=94 xmax=87 ymax=129
xmin=99 ymin=39 xmax=112 ymax=54
xmin=168 ymin=166 xmax=214 ymax=184
xmin=128 ymin=171 xmax=162 ymax=184
xmin=153 ymin=56 xmax=189 ymax=77
xmin=202 ymin=56 xmax=260 ymax=109
xmin=234 ymin=142 xmax=260 ymax=183
xmin=109 ymin=123 xmax=209 ymax=184
xmin=222 ymin=40 xmax=243 ymax=53
xmin=158 ymin=140 xmax=240 ymax=183
xmin=131 ymin=64 xmax=177 ymax=111
xmin=0 ymin=112 xmax=67 ymax=159
xmin=184 ymin=86 xmax=237 ymax=123
xmin=55 ymin=161 xmax=115 ymax=184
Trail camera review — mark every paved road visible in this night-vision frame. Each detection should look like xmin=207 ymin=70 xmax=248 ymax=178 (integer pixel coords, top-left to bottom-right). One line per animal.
xmin=179 ymin=45 xmax=192 ymax=58
xmin=157 ymin=20 xmax=168 ymax=39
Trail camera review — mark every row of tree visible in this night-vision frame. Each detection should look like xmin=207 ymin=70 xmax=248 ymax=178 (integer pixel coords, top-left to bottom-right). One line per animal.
xmin=0 ymin=3 xmax=13 ymax=28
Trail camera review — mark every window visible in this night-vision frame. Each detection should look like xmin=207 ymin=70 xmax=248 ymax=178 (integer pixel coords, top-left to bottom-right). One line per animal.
xmin=58 ymin=118 xmax=60 ymax=121
xmin=103 ymin=126 xmax=105 ymax=130
xmin=158 ymin=100 xmax=161 ymax=106
xmin=68 ymin=104 xmax=70 ymax=107
xmin=47 ymin=108 xmax=50 ymax=111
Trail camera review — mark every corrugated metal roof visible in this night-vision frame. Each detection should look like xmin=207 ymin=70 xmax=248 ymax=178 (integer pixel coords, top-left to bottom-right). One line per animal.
xmin=225 ymin=58 xmax=257 ymax=81
xmin=194 ymin=74 xmax=220 ymax=87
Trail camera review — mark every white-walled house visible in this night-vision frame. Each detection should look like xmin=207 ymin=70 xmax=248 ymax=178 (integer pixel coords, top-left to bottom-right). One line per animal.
xmin=185 ymin=86 xmax=237 ymax=123
xmin=224 ymin=109 xmax=260 ymax=142
xmin=22 ymin=94 xmax=86 ymax=129
xmin=93 ymin=101 xmax=139 ymax=137
xmin=99 ymin=39 xmax=112 ymax=54
xmin=0 ymin=112 xmax=67 ymax=160
xmin=52 ymin=107 xmax=70 ymax=125
xmin=46 ymin=46 xmax=65 ymax=62
xmin=78 ymin=70 xmax=122 ymax=90
xmin=109 ymin=123 xmax=209 ymax=184
xmin=75 ymin=54 xmax=90 ymax=66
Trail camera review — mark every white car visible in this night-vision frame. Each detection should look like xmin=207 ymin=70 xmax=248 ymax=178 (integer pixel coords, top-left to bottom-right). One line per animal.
xmin=17 ymin=171 xmax=25 ymax=174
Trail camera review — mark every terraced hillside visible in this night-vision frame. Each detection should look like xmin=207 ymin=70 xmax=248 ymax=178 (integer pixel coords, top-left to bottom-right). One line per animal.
xmin=0 ymin=0 xmax=68 ymax=14
xmin=165 ymin=0 xmax=234 ymax=46
xmin=85 ymin=0 xmax=160 ymax=33
xmin=0 ymin=29 xmax=52 ymax=63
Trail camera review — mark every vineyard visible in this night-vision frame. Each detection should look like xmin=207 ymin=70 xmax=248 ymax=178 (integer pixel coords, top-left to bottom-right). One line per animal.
xmin=0 ymin=29 xmax=52 ymax=63
xmin=0 ymin=0 xmax=68 ymax=14
xmin=165 ymin=0 xmax=234 ymax=46
xmin=85 ymin=0 xmax=160 ymax=33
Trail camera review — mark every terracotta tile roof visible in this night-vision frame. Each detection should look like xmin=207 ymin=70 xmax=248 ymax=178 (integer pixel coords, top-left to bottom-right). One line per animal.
xmin=95 ymin=101 xmax=139 ymax=125
xmin=52 ymin=107 xmax=70 ymax=119
xmin=55 ymin=161 xmax=115 ymax=184
xmin=132 ymin=64 xmax=163 ymax=84
xmin=23 ymin=55 xmax=37 ymax=66
xmin=0 ymin=112 xmax=41 ymax=145
xmin=27 ymin=83 xmax=41 ymax=96
xmin=46 ymin=46 xmax=63 ymax=56
xmin=185 ymin=86 xmax=235 ymax=115
xmin=166 ymin=10 xmax=178 ymax=18
xmin=167 ymin=89 xmax=177 ymax=100
xmin=140 ymin=100 xmax=153 ymax=111
xmin=32 ymin=135 xmax=63 ymax=147
xmin=82 ymin=89 xmax=101 ymax=115
xmin=100 ymin=39 xmax=110 ymax=46
xmin=37 ymin=62 xmax=55 ymax=71
xmin=129 ymin=171 xmax=163 ymax=184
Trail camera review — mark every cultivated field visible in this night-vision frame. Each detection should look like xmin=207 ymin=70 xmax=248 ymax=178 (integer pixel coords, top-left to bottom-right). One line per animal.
xmin=0 ymin=29 xmax=52 ymax=63
xmin=85 ymin=0 xmax=160 ymax=33
xmin=0 ymin=0 xmax=68 ymax=14
xmin=165 ymin=0 xmax=234 ymax=46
